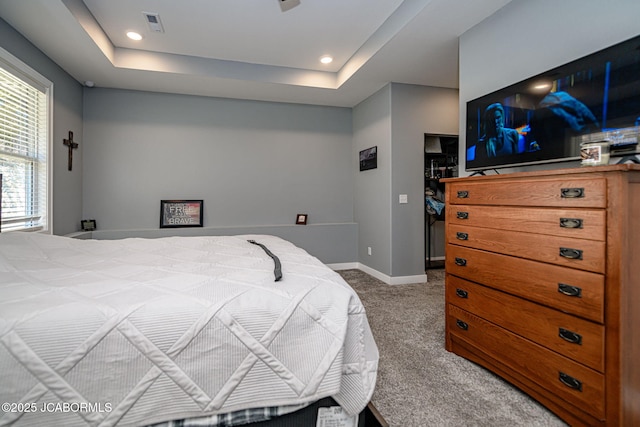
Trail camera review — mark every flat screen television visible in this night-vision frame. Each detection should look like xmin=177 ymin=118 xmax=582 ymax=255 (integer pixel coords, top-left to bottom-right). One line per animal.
xmin=465 ymin=34 xmax=640 ymax=172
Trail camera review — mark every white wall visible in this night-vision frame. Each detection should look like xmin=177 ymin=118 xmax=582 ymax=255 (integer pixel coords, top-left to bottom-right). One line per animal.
xmin=459 ymin=0 xmax=640 ymax=174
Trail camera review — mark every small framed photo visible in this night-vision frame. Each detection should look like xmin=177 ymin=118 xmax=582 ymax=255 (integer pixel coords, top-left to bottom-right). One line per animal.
xmin=160 ymin=200 xmax=203 ymax=228
xmin=359 ymin=146 xmax=377 ymax=171
xmin=295 ymin=214 xmax=308 ymax=225
xmin=81 ymin=219 xmax=96 ymax=231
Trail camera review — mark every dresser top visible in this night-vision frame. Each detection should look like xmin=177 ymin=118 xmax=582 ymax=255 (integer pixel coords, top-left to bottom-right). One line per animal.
xmin=442 ymin=163 xmax=640 ymax=183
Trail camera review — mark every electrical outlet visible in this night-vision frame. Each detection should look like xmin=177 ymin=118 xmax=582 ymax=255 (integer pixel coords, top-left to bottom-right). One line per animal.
xmin=367 ymin=247 xmax=372 ymax=256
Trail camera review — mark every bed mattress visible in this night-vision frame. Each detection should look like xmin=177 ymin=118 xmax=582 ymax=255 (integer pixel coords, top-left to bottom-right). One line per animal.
xmin=0 ymin=233 xmax=378 ymax=426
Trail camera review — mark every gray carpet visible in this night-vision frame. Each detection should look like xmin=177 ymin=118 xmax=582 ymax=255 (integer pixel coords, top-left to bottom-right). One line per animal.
xmin=338 ymin=269 xmax=568 ymax=427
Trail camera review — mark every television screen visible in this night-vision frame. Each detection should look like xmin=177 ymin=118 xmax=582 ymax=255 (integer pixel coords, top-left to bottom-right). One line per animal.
xmin=465 ymin=35 xmax=640 ymax=172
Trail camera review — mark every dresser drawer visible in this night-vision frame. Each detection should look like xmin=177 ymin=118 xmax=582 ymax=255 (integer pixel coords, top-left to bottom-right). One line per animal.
xmin=447 ymin=205 xmax=606 ymax=241
xmin=447 ymin=276 xmax=604 ymax=372
xmin=447 ymin=177 xmax=606 ymax=208
xmin=445 ymin=246 xmax=604 ymax=323
xmin=447 ymin=304 xmax=605 ymax=419
xmin=448 ymin=224 xmax=605 ymax=273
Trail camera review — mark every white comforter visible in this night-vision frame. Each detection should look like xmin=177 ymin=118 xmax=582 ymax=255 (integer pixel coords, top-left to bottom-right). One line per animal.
xmin=0 ymin=233 xmax=378 ymax=426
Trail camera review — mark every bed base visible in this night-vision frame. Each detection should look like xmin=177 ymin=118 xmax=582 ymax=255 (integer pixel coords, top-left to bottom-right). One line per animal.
xmin=246 ymin=398 xmax=387 ymax=427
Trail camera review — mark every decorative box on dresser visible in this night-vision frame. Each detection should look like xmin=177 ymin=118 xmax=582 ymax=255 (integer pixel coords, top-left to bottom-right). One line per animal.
xmin=442 ymin=164 xmax=640 ymax=426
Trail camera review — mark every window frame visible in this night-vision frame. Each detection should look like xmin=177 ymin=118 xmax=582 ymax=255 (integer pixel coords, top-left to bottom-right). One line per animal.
xmin=0 ymin=46 xmax=53 ymax=233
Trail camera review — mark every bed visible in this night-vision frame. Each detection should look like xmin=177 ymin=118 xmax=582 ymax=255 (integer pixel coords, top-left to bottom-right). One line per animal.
xmin=0 ymin=232 xmax=378 ymax=426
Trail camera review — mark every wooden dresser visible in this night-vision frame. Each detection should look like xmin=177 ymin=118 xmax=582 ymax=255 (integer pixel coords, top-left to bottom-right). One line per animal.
xmin=442 ymin=164 xmax=640 ymax=426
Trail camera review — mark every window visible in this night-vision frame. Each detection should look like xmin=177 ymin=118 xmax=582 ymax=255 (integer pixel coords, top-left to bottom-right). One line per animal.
xmin=0 ymin=47 xmax=52 ymax=232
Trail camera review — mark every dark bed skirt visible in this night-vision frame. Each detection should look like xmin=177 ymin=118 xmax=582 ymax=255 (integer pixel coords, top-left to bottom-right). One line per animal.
xmin=248 ymin=398 xmax=388 ymax=427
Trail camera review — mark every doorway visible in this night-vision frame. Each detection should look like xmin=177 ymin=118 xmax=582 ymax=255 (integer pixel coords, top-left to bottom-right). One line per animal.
xmin=424 ymin=134 xmax=458 ymax=270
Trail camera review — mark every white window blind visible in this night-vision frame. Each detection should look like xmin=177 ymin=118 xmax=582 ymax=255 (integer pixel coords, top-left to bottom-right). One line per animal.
xmin=0 ymin=49 xmax=50 ymax=232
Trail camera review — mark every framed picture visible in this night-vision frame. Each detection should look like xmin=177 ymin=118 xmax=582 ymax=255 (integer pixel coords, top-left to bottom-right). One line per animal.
xmin=295 ymin=214 xmax=308 ymax=225
xmin=160 ymin=200 xmax=203 ymax=228
xmin=81 ymin=219 xmax=96 ymax=231
xmin=359 ymin=146 xmax=377 ymax=171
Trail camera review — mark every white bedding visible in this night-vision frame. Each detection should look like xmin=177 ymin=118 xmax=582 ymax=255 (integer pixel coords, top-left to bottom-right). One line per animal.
xmin=0 ymin=233 xmax=378 ymax=426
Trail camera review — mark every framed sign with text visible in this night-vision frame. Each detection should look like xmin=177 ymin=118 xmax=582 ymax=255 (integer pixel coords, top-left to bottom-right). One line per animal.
xmin=81 ymin=219 xmax=97 ymax=231
xmin=160 ymin=200 xmax=203 ymax=228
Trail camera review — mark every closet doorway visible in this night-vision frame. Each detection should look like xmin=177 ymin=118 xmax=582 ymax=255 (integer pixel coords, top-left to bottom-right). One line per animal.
xmin=424 ymin=134 xmax=458 ymax=270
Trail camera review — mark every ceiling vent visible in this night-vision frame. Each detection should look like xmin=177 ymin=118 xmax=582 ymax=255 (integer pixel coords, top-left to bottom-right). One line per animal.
xmin=279 ymin=0 xmax=300 ymax=12
xmin=143 ymin=12 xmax=164 ymax=33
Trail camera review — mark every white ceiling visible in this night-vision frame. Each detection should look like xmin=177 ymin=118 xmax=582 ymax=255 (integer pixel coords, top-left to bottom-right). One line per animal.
xmin=0 ymin=0 xmax=512 ymax=107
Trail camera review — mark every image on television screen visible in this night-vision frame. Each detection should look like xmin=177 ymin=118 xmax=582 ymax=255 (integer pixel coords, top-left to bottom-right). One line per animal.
xmin=465 ymin=35 xmax=640 ymax=171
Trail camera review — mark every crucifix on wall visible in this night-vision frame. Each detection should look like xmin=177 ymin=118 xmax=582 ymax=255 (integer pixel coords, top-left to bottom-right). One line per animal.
xmin=63 ymin=131 xmax=78 ymax=171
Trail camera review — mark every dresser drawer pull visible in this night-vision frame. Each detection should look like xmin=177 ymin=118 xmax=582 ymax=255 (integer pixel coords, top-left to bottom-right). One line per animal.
xmin=560 ymin=187 xmax=585 ymax=198
xmin=456 ymin=211 xmax=469 ymax=220
xmin=559 ymin=217 xmax=583 ymax=229
xmin=557 ymin=283 xmax=582 ymax=297
xmin=455 ymin=320 xmax=469 ymax=331
xmin=559 ymin=328 xmax=583 ymax=345
xmin=456 ymin=232 xmax=469 ymax=241
xmin=455 ymin=288 xmax=468 ymax=298
xmin=559 ymin=372 xmax=582 ymax=392
xmin=457 ymin=190 xmax=469 ymax=198
xmin=559 ymin=247 xmax=583 ymax=260
xmin=454 ymin=257 xmax=467 ymax=267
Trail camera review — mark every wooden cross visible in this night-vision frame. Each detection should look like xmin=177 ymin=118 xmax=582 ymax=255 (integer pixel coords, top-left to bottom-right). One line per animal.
xmin=63 ymin=131 xmax=78 ymax=171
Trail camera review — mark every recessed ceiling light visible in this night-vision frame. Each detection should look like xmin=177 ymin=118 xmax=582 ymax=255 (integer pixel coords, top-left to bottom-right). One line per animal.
xmin=126 ymin=31 xmax=143 ymax=41
xmin=320 ymin=55 xmax=333 ymax=64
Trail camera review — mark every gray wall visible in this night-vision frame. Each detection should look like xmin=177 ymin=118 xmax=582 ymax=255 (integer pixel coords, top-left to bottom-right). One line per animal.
xmin=0 ymin=18 xmax=84 ymax=236
xmin=458 ymin=0 xmax=640 ymax=175
xmin=353 ymin=83 xmax=458 ymax=279
xmin=82 ymin=88 xmax=356 ymax=263
xmin=353 ymin=85 xmax=393 ymax=275
xmin=390 ymin=84 xmax=458 ymax=276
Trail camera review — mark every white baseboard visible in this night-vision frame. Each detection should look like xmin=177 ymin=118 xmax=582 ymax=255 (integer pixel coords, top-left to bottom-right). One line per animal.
xmin=330 ymin=262 xmax=427 ymax=285
xmin=326 ymin=262 xmax=359 ymax=271
xmin=388 ymin=273 xmax=428 ymax=285
xmin=65 ymin=231 xmax=93 ymax=239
